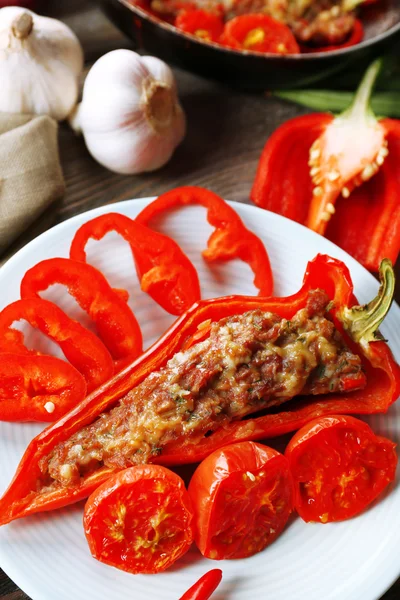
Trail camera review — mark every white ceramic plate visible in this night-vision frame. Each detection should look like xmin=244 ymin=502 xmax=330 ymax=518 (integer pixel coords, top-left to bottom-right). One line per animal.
xmin=0 ymin=199 xmax=399 ymax=600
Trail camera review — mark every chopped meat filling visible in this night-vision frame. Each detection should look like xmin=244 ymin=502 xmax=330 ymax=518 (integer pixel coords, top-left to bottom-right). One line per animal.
xmin=40 ymin=289 xmax=365 ymax=489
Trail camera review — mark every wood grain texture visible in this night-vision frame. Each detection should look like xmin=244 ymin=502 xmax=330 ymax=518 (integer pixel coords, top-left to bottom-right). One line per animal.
xmin=0 ymin=1 xmax=399 ymax=598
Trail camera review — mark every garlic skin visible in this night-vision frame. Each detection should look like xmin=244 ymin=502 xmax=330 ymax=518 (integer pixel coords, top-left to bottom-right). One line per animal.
xmin=72 ymin=49 xmax=186 ymax=175
xmin=0 ymin=7 xmax=83 ymax=121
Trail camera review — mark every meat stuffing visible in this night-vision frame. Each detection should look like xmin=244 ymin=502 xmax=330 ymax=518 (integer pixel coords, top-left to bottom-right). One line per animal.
xmin=39 ymin=289 xmax=365 ymax=490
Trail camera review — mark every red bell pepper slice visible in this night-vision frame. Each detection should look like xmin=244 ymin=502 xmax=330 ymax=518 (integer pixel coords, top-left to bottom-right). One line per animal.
xmin=69 ymin=212 xmax=201 ymax=316
xmin=300 ymin=19 xmax=363 ymax=53
xmin=251 ymin=60 xmax=399 ymax=272
xmin=0 ymin=254 xmax=398 ymax=524
xmin=20 ymin=258 xmax=143 ymax=362
xmin=179 ymin=569 xmax=223 ymax=600
xmin=136 ymin=186 xmax=274 ymax=297
xmin=175 ymin=9 xmax=224 ymax=42
xmin=220 ymin=14 xmax=300 ymax=54
xmin=0 ymin=353 xmax=87 ymax=422
xmin=0 ymin=299 xmax=114 ymax=393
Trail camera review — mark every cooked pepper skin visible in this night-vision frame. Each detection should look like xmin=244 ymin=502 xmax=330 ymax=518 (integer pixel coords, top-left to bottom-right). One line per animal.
xmin=69 ymin=212 xmax=201 ymax=316
xmin=0 ymin=254 xmax=398 ymax=524
xmin=0 ymin=299 xmax=114 ymax=392
xmin=251 ymin=115 xmax=400 ymax=272
xmin=0 ymin=353 xmax=87 ymax=422
xmin=20 ymin=258 xmax=143 ymax=361
xmin=135 ymin=186 xmax=274 ymax=297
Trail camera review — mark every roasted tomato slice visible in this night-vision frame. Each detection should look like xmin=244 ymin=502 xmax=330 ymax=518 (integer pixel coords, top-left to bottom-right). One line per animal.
xmin=84 ymin=465 xmax=194 ymax=574
xmin=220 ymin=14 xmax=300 ymax=54
xmin=175 ymin=9 xmax=224 ymax=42
xmin=286 ymin=415 xmax=398 ymax=523
xmin=188 ymin=441 xmax=293 ymax=559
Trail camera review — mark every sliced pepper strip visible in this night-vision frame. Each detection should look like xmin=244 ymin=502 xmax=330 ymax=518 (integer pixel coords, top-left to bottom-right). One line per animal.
xmin=136 ymin=186 xmax=274 ymax=296
xmin=251 ymin=60 xmax=399 ymax=272
xmin=20 ymin=258 xmax=143 ymax=362
xmin=0 ymin=299 xmax=114 ymax=393
xmin=179 ymin=569 xmax=223 ymax=600
xmin=0 ymin=254 xmax=398 ymax=524
xmin=0 ymin=353 xmax=87 ymax=422
xmin=69 ymin=212 xmax=201 ymax=316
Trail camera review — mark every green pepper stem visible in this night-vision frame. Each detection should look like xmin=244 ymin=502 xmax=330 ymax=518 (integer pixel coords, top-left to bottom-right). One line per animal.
xmin=340 ymin=259 xmax=395 ymax=352
xmin=342 ymin=59 xmax=382 ymax=122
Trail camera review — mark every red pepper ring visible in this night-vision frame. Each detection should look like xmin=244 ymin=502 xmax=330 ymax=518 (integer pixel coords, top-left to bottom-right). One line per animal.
xmin=0 ymin=254 xmax=398 ymax=524
xmin=300 ymin=19 xmax=364 ymax=53
xmin=0 ymin=299 xmax=114 ymax=393
xmin=136 ymin=186 xmax=274 ymax=297
xmin=20 ymin=258 xmax=143 ymax=362
xmin=0 ymin=353 xmax=87 ymax=422
xmin=69 ymin=212 xmax=201 ymax=316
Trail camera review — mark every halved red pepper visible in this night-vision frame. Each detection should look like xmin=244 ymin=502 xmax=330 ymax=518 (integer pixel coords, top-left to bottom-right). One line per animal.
xmin=136 ymin=186 xmax=274 ymax=297
xmin=69 ymin=212 xmax=201 ymax=316
xmin=300 ymin=19 xmax=363 ymax=53
xmin=0 ymin=299 xmax=114 ymax=393
xmin=175 ymin=9 xmax=224 ymax=42
xmin=20 ymin=258 xmax=143 ymax=362
xmin=0 ymin=353 xmax=87 ymax=422
xmin=220 ymin=14 xmax=300 ymax=54
xmin=0 ymin=254 xmax=398 ymax=524
xmin=251 ymin=60 xmax=400 ymax=272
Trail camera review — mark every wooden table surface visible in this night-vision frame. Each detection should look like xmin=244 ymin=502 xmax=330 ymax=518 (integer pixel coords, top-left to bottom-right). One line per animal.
xmin=0 ymin=1 xmax=399 ymax=598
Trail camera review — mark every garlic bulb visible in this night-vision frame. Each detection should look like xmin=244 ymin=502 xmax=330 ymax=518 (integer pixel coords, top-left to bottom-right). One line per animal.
xmin=0 ymin=7 xmax=83 ymax=121
xmin=71 ymin=49 xmax=186 ymax=175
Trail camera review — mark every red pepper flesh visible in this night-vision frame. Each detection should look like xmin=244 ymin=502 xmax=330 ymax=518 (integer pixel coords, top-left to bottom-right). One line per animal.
xmin=136 ymin=186 xmax=274 ymax=297
xmin=0 ymin=254 xmax=398 ymax=524
xmin=251 ymin=114 xmax=400 ymax=272
xmin=70 ymin=212 xmax=201 ymax=316
xmin=0 ymin=353 xmax=87 ymax=422
xmin=20 ymin=258 xmax=143 ymax=361
xmin=179 ymin=569 xmax=223 ymax=600
xmin=0 ymin=298 xmax=114 ymax=392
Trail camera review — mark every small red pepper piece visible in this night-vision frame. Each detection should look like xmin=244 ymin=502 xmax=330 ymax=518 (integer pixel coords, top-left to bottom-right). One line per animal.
xmin=0 ymin=254 xmax=398 ymax=524
xmin=20 ymin=258 xmax=143 ymax=362
xmin=136 ymin=186 xmax=274 ymax=297
xmin=251 ymin=60 xmax=399 ymax=272
xmin=179 ymin=569 xmax=223 ymax=600
xmin=0 ymin=353 xmax=87 ymax=422
xmin=0 ymin=299 xmax=114 ymax=393
xmin=69 ymin=212 xmax=201 ymax=316
xmin=300 ymin=19 xmax=363 ymax=53
xmin=175 ymin=9 xmax=224 ymax=42
xmin=220 ymin=14 xmax=300 ymax=54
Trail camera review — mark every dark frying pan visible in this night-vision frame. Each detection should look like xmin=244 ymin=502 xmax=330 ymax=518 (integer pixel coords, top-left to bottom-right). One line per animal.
xmin=101 ymin=0 xmax=400 ymax=89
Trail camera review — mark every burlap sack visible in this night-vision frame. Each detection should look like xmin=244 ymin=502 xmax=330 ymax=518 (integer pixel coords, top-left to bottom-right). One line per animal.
xmin=0 ymin=113 xmax=65 ymax=255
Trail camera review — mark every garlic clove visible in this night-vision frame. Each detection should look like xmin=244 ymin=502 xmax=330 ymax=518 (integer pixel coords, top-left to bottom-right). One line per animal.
xmin=0 ymin=7 xmax=83 ymax=121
